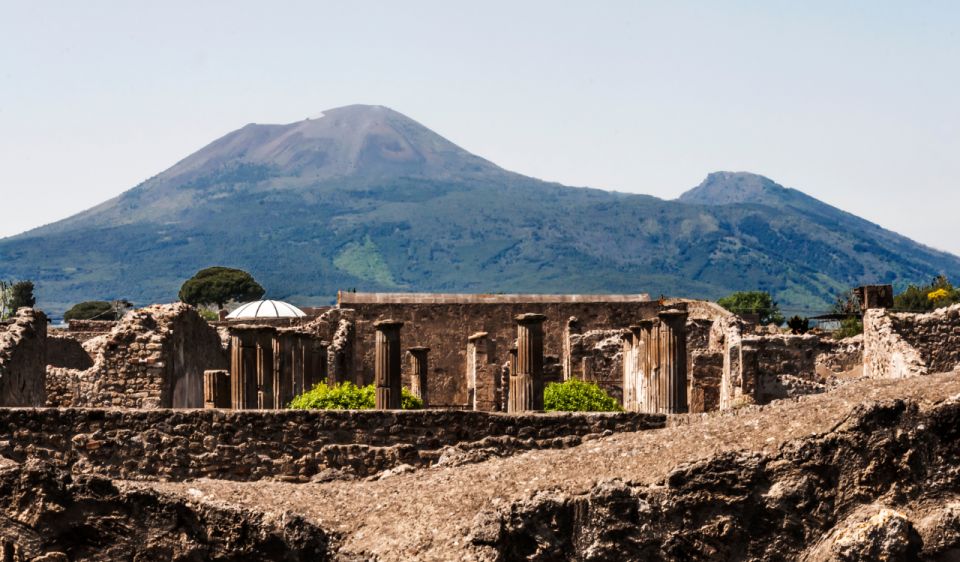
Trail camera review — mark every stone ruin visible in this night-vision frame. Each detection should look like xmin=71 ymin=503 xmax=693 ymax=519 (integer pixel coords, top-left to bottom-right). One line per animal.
xmin=2 ymin=288 xmax=960 ymax=559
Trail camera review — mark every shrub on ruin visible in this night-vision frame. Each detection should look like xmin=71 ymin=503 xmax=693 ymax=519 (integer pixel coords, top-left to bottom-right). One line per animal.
xmin=288 ymin=381 xmax=423 ymax=410
xmin=543 ymin=379 xmax=622 ymax=412
xmin=717 ymin=291 xmax=785 ymax=325
xmin=178 ymin=266 xmax=265 ymax=309
xmin=833 ymin=317 xmax=863 ymax=340
xmin=64 ymin=301 xmax=117 ymax=321
xmin=894 ymin=275 xmax=960 ymax=312
xmin=787 ymin=315 xmax=810 ymax=334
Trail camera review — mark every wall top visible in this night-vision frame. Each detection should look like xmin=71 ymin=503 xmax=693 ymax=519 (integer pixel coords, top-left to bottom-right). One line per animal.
xmin=338 ymin=292 xmax=653 ymax=305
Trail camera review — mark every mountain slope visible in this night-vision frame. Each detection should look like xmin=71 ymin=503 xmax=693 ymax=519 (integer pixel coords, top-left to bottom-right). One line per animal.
xmin=2 ymin=105 xmax=959 ymax=317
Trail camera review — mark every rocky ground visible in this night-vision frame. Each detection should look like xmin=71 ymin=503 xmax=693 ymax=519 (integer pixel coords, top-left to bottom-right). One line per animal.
xmin=3 ymin=372 xmax=960 ymax=560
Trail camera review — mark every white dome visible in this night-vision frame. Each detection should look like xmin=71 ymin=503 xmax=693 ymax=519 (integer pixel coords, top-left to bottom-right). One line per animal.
xmin=225 ymin=300 xmax=307 ymax=320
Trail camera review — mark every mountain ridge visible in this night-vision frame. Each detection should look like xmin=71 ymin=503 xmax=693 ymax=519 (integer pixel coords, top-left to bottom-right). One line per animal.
xmin=2 ymin=105 xmax=958 ymax=317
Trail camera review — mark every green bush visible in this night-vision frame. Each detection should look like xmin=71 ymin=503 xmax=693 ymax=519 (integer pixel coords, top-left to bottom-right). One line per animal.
xmin=288 ymin=381 xmax=423 ymax=410
xmin=833 ymin=317 xmax=863 ymax=340
xmin=543 ymin=379 xmax=622 ymax=412
xmin=717 ymin=291 xmax=785 ymax=325
xmin=64 ymin=301 xmax=117 ymax=321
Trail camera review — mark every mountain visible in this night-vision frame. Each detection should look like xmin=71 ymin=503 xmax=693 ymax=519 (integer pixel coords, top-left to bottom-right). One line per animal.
xmin=2 ymin=105 xmax=959 ymax=318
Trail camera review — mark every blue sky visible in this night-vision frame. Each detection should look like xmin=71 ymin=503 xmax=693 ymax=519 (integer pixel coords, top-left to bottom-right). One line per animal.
xmin=1 ymin=1 xmax=958 ymax=254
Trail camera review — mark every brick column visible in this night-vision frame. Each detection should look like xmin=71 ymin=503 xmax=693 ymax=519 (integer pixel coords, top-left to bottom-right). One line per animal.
xmin=408 ymin=346 xmax=430 ymax=407
xmin=374 ymin=320 xmax=404 ymax=409
xmin=203 ymin=370 xmax=231 ymax=408
xmin=509 ymin=313 xmax=546 ymax=412
xmin=657 ymin=309 xmax=689 ymax=414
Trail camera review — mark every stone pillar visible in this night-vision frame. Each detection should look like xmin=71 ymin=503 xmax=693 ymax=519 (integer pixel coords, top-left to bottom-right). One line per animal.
xmin=374 ymin=320 xmax=403 ymax=409
xmin=408 ymin=347 xmax=430 ymax=407
xmin=637 ymin=320 xmax=657 ymax=413
xmin=467 ymin=332 xmax=501 ymax=411
xmin=230 ymin=332 xmax=259 ymax=410
xmin=509 ymin=313 xmax=546 ymax=412
xmin=255 ymin=330 xmax=275 ymax=409
xmin=203 ymin=370 xmax=231 ymax=408
xmin=657 ymin=309 xmax=689 ymax=414
xmin=622 ymin=325 xmax=644 ymax=412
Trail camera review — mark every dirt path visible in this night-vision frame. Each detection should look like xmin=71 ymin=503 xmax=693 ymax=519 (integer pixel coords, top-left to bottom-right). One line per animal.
xmin=128 ymin=372 xmax=960 ymax=560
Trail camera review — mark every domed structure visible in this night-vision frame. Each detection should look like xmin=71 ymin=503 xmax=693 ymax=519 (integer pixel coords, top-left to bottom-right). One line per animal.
xmin=225 ymin=300 xmax=306 ymax=320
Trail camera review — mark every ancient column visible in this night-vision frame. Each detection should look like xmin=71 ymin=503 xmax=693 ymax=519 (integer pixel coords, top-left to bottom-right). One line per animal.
xmin=255 ymin=330 xmax=275 ymax=409
xmin=230 ymin=331 xmax=259 ymax=410
xmin=203 ymin=370 xmax=231 ymax=408
xmin=408 ymin=347 xmax=430 ymax=407
xmin=656 ymin=309 xmax=689 ymax=414
xmin=374 ymin=319 xmax=404 ymax=409
xmin=509 ymin=313 xmax=546 ymax=412
xmin=635 ymin=320 xmax=657 ymax=413
xmin=622 ymin=325 xmax=643 ymax=412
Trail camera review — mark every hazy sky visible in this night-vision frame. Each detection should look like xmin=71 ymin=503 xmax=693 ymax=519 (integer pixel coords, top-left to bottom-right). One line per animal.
xmin=1 ymin=1 xmax=958 ymax=254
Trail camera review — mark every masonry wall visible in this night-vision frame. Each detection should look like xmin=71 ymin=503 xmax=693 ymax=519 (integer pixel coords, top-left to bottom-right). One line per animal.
xmin=46 ymin=333 xmax=94 ymax=370
xmin=339 ymin=294 xmax=662 ymax=407
xmin=0 ymin=407 xmax=665 ymax=481
xmin=864 ymin=304 xmax=960 ymax=378
xmin=0 ymin=309 xmax=47 ymax=407
xmin=47 ymin=304 xmax=228 ymax=408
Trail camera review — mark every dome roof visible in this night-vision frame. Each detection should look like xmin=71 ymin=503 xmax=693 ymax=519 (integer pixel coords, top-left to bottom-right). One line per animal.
xmin=225 ymin=300 xmax=307 ymax=320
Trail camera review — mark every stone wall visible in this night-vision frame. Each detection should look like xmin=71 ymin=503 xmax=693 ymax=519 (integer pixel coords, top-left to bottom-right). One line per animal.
xmin=0 ymin=407 xmax=665 ymax=481
xmin=335 ymin=294 xmax=732 ymax=408
xmin=46 ymin=304 xmax=228 ymax=408
xmin=864 ymin=304 xmax=960 ymax=378
xmin=0 ymin=309 xmax=47 ymax=407
xmin=338 ymin=294 xmax=663 ymax=407
xmin=64 ymin=319 xmax=117 ymax=342
xmin=46 ymin=333 xmax=94 ymax=370
xmin=714 ymin=316 xmax=830 ymax=409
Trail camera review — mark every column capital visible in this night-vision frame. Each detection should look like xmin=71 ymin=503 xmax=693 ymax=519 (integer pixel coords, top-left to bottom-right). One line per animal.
xmin=515 ymin=313 xmax=547 ymax=324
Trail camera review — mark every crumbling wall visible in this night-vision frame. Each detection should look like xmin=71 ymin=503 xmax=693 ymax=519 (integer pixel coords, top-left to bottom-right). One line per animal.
xmin=46 ymin=333 xmax=94 ymax=370
xmin=0 ymin=309 xmax=47 ymax=407
xmin=338 ymin=294 xmax=664 ymax=407
xmin=566 ymin=327 xmax=626 ymax=402
xmin=688 ymin=350 xmax=722 ymax=413
xmin=816 ymin=335 xmax=863 ymax=378
xmin=714 ymin=317 xmax=828 ymax=409
xmin=46 ymin=304 xmax=227 ymax=408
xmin=0 ymin=408 xmax=665 ymax=481
xmin=64 ymin=319 xmax=117 ymax=342
xmin=864 ymin=304 xmax=960 ymax=378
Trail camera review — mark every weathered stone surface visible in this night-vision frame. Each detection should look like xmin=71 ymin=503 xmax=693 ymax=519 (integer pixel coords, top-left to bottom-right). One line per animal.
xmin=0 ymin=459 xmax=332 ymax=561
xmin=864 ymin=304 xmax=960 ymax=378
xmin=45 ymin=304 xmax=227 ymax=408
xmin=0 ymin=408 xmax=663 ymax=481
xmin=125 ymin=372 xmax=960 ymax=560
xmin=0 ymin=308 xmax=47 ymax=407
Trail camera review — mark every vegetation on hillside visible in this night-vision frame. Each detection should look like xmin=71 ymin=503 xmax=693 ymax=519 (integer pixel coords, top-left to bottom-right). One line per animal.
xmin=288 ymin=381 xmax=423 ymax=410
xmin=178 ymin=267 xmax=265 ymax=309
xmin=717 ymin=291 xmax=785 ymax=325
xmin=543 ymin=379 xmax=622 ymax=412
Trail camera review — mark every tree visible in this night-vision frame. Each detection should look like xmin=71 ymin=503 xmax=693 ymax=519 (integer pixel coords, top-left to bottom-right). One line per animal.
xmin=7 ymin=281 xmax=36 ymax=313
xmin=64 ymin=301 xmax=117 ymax=321
xmin=178 ymin=267 xmax=265 ymax=309
xmin=716 ymin=291 xmax=785 ymax=325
